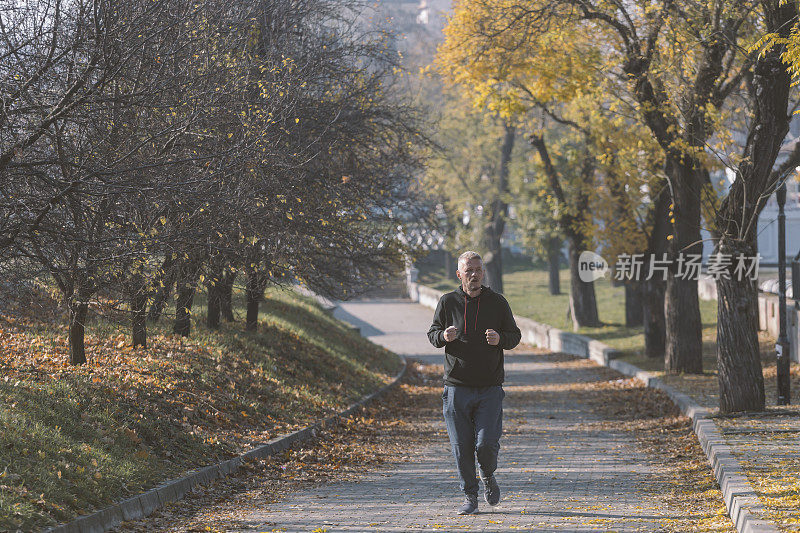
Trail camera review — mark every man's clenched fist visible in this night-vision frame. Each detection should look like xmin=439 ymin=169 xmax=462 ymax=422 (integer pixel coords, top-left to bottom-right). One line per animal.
xmin=443 ymin=325 xmax=458 ymax=342
xmin=485 ymin=329 xmax=500 ymax=346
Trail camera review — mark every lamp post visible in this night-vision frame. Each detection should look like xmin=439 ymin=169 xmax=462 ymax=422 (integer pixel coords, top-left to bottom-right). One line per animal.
xmin=793 ymin=248 xmax=800 ymax=318
xmin=793 ymin=249 xmax=800 ymax=372
xmin=777 ymin=181 xmax=790 ymax=405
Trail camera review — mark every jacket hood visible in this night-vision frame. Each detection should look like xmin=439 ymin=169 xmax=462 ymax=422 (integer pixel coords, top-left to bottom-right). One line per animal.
xmin=427 ymin=284 xmax=522 ymax=387
xmin=457 ymin=284 xmax=491 ymax=300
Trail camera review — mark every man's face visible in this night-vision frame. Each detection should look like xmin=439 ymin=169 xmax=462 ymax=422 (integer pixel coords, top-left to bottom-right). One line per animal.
xmin=457 ymin=257 xmax=484 ymax=293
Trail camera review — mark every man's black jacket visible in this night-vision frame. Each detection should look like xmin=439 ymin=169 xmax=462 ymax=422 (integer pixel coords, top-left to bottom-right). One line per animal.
xmin=427 ymin=285 xmax=521 ymax=387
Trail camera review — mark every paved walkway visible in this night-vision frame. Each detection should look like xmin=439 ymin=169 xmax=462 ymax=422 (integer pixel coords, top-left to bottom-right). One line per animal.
xmin=230 ymin=299 xmax=691 ymax=532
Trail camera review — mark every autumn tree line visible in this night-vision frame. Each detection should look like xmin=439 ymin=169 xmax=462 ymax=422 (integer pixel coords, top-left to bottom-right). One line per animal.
xmin=426 ymin=0 xmax=800 ymax=412
xmin=0 ymin=0 xmax=426 ymax=365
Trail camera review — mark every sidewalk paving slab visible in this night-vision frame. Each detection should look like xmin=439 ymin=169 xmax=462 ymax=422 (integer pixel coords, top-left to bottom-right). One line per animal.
xmin=228 ymin=299 xmax=730 ymax=533
xmin=410 ymin=282 xmax=793 ymax=533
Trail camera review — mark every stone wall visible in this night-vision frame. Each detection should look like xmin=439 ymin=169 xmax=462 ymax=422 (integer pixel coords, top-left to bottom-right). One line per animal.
xmin=698 ymin=276 xmax=799 ymax=362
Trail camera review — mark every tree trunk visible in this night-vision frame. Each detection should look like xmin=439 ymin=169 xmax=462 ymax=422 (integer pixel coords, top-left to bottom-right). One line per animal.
xmin=483 ymin=249 xmax=503 ymax=292
xmin=664 ymin=271 xmax=702 ymax=373
xmin=246 ymin=287 xmax=260 ymax=332
xmin=173 ymin=258 xmax=201 ymax=337
xmin=714 ymin=1 xmax=794 ymax=411
xmin=664 ymin=160 xmax=703 ymax=374
xmin=444 ymin=252 xmax=453 ymax=279
xmin=547 ymin=237 xmax=561 ymax=295
xmin=566 ymin=154 xmax=600 ymax=329
xmin=69 ymin=299 xmax=88 ymax=365
xmin=131 ymin=289 xmax=148 ymax=348
xmin=568 ymin=240 xmax=601 ymax=328
xmin=622 ymin=38 xmax=716 ymax=375
xmin=206 ymin=276 xmax=221 ymax=330
xmin=245 ymin=269 xmax=265 ymax=332
xmin=174 ymin=285 xmax=194 ymax=337
xmin=642 ymin=276 xmax=666 ymax=358
xmin=716 ymin=240 xmax=764 ymax=412
xmin=482 ymin=123 xmax=515 ymax=293
xmin=625 ymin=282 xmax=643 ymax=327
xmin=529 ymin=135 xmax=597 ymax=319
xmin=642 ymin=182 xmax=670 ymax=359
xmin=148 ymin=255 xmax=176 ymax=322
xmin=220 ymin=270 xmax=236 ymax=322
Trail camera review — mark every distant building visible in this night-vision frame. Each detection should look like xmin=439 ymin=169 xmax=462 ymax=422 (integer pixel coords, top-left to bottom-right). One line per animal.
xmin=701 ymin=118 xmax=800 ymax=266
xmin=369 ymin=0 xmax=450 ymax=54
xmin=753 ymin=176 xmax=800 ymax=267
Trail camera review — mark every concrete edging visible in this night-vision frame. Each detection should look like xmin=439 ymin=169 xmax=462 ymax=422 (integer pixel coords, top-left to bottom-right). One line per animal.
xmin=607 ymin=361 xmax=777 ymax=533
xmin=43 ymin=303 xmax=406 ymax=533
xmin=408 ymin=281 xmax=777 ymax=533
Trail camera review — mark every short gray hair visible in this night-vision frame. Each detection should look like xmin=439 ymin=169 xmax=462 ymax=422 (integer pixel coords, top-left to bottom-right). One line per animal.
xmin=457 ymin=250 xmax=482 ymax=270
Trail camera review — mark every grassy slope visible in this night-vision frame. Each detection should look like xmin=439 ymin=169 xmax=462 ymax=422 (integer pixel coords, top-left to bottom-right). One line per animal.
xmin=0 ymin=286 xmax=401 ymax=532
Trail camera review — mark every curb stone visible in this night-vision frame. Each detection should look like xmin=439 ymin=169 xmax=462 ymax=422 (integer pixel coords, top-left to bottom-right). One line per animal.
xmin=42 ymin=303 xmax=406 ymax=533
xmin=409 ymin=281 xmax=778 ymax=533
xmin=607 ymin=361 xmax=777 ymax=533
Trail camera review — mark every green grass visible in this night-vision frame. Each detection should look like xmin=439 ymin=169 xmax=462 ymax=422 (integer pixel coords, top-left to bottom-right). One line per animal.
xmin=0 ymin=286 xmax=401 ymax=532
xmin=418 ymin=258 xmax=720 ymax=372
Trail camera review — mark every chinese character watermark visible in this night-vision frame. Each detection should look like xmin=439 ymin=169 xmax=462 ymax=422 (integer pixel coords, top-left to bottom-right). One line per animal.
xmin=577 ymin=251 xmax=761 ymax=283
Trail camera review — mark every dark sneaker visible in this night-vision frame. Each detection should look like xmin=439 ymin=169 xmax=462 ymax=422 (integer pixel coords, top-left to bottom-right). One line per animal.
xmin=482 ymin=475 xmax=501 ymax=506
xmin=458 ymin=494 xmax=478 ymax=515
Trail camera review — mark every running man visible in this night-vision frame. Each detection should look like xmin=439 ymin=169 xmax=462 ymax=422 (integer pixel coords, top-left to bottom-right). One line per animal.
xmin=427 ymin=250 xmax=521 ymax=514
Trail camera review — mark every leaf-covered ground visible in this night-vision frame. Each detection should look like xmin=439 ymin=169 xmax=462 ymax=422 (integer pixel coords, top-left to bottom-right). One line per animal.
xmin=0 ymin=284 xmax=402 ymax=532
xmin=416 ymin=267 xmax=798 ymax=530
xmin=578 ymin=370 xmax=734 ymax=532
xmin=641 ymin=338 xmax=800 ymax=530
xmin=114 ymin=361 xmax=444 ymax=532
xmin=114 ymin=355 xmax=734 ymax=533
xmin=715 ymin=410 xmax=800 ymax=531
